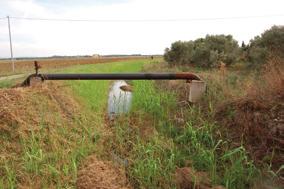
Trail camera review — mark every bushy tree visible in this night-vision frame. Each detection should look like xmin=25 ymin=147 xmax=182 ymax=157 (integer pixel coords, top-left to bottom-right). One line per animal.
xmin=164 ymin=41 xmax=194 ymax=65
xmin=247 ymin=25 xmax=284 ymax=65
xmin=164 ymin=35 xmax=240 ymax=68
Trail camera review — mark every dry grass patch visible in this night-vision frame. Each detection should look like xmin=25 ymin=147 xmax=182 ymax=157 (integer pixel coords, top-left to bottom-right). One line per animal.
xmin=215 ymin=57 xmax=284 ymax=176
xmin=0 ymin=83 xmax=98 ymax=188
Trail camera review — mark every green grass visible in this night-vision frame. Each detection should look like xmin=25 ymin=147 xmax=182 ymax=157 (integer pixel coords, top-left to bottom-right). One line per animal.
xmin=0 ymin=80 xmax=14 ymax=88
xmin=0 ymin=58 xmax=155 ymax=188
xmin=107 ymin=78 xmax=258 ymax=188
xmin=62 ymin=59 xmax=151 ymax=112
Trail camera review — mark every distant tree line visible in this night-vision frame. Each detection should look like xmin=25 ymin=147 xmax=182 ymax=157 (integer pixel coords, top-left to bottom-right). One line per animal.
xmin=164 ymin=26 xmax=284 ymax=68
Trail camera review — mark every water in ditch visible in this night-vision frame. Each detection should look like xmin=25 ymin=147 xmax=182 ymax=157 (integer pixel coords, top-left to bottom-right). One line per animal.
xmin=107 ymin=80 xmax=133 ymax=120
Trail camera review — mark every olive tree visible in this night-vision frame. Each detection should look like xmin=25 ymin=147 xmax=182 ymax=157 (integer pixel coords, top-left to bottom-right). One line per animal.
xmin=164 ymin=35 xmax=240 ymax=68
xmin=247 ymin=25 xmax=284 ymax=65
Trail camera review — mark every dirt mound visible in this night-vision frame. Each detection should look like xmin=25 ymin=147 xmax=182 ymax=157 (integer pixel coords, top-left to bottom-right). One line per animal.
xmin=215 ymin=93 xmax=284 ymax=170
xmin=0 ymin=83 xmax=78 ymax=128
xmin=0 ymin=83 xmax=80 ymax=154
xmin=76 ymin=155 xmax=132 ymax=189
xmin=215 ymin=57 xmax=284 ymax=172
xmin=175 ymin=167 xmax=226 ymax=189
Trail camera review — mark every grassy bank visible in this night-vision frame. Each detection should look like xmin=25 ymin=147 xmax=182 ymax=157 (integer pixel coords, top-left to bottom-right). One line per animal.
xmin=0 ymin=59 xmax=154 ymax=188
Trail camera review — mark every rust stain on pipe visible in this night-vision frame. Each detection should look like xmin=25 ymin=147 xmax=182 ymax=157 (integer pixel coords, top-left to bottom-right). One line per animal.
xmin=175 ymin=72 xmax=200 ymax=80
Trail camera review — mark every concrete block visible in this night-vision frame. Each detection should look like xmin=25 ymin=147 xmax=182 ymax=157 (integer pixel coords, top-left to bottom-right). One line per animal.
xmin=29 ymin=77 xmax=43 ymax=87
xmin=188 ymin=80 xmax=206 ymax=103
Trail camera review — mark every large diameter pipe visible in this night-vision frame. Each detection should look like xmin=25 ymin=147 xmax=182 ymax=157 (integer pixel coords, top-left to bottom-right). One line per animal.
xmin=40 ymin=73 xmax=200 ymax=81
xmin=21 ymin=72 xmax=201 ymax=87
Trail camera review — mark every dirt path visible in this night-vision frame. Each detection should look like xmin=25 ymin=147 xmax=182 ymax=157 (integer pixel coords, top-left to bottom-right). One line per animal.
xmin=76 ymin=155 xmax=131 ymax=189
xmin=0 ymin=73 xmax=28 ymax=81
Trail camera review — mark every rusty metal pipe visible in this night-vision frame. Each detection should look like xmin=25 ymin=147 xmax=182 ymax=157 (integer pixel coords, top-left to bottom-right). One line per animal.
xmin=21 ymin=72 xmax=200 ymax=86
xmin=39 ymin=73 xmax=200 ymax=81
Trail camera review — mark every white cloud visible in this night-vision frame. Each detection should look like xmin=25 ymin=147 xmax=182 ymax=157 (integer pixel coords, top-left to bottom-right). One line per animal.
xmin=0 ymin=0 xmax=283 ymax=57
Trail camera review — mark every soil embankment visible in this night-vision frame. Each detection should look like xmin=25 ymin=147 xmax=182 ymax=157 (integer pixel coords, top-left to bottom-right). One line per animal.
xmin=0 ymin=83 xmax=131 ymax=188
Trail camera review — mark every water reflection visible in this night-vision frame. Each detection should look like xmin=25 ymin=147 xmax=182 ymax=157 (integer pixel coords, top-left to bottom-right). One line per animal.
xmin=107 ymin=80 xmax=132 ymax=120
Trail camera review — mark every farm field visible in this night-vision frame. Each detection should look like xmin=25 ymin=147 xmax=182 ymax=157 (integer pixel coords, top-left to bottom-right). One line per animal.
xmin=0 ymin=58 xmax=283 ymax=189
xmin=0 ymin=56 xmax=150 ymax=77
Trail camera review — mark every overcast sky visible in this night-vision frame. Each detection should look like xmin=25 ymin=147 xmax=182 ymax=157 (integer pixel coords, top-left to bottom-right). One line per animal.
xmin=0 ymin=0 xmax=283 ymax=58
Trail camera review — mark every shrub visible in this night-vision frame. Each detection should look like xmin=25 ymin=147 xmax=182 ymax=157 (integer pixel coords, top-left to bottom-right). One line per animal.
xmin=164 ymin=41 xmax=194 ymax=65
xmin=164 ymin=35 xmax=240 ymax=68
xmin=246 ymin=25 xmax=284 ymax=65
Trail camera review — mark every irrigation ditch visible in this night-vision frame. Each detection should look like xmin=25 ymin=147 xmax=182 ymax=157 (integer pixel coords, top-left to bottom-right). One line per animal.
xmin=2 ymin=58 xmax=281 ymax=188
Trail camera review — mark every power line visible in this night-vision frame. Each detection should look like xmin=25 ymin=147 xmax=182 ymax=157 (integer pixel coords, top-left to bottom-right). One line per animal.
xmin=9 ymin=14 xmax=284 ymax=22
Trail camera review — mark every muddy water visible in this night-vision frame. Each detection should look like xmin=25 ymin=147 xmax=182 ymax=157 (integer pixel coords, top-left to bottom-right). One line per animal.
xmin=107 ymin=80 xmax=132 ymax=119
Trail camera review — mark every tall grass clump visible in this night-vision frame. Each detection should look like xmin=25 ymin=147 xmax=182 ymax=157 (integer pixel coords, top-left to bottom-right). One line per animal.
xmin=107 ymin=81 xmax=180 ymax=188
xmin=246 ymin=55 xmax=284 ymax=98
xmin=131 ymin=80 xmax=177 ymax=119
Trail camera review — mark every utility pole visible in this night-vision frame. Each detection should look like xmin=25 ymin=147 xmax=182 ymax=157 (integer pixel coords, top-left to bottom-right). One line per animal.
xmin=7 ymin=16 xmax=15 ymax=72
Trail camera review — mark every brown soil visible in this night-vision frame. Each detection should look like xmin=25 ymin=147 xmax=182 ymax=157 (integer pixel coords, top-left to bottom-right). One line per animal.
xmin=215 ymin=87 xmax=284 ymax=171
xmin=175 ymin=167 xmax=226 ymax=189
xmin=76 ymin=155 xmax=132 ymax=189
